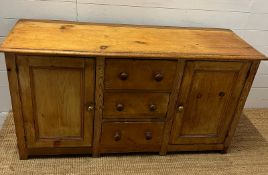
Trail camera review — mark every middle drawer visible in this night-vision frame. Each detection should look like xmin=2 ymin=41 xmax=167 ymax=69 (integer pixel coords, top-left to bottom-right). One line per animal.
xmin=103 ymin=92 xmax=170 ymax=118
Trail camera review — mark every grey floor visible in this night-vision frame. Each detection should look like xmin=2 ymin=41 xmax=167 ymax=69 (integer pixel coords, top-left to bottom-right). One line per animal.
xmin=0 ymin=112 xmax=8 ymax=129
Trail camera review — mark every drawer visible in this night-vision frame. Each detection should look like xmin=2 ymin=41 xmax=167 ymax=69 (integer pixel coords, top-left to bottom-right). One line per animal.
xmin=105 ymin=59 xmax=177 ymax=90
xmin=100 ymin=122 xmax=164 ymax=148
xmin=103 ymin=92 xmax=170 ymax=118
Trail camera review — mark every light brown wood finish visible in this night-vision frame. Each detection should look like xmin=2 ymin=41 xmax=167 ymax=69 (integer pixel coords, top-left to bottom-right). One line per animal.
xmin=105 ymin=59 xmax=177 ymax=90
xmin=103 ymin=92 xmax=170 ymax=118
xmin=5 ymin=53 xmax=28 ymax=159
xmin=0 ymin=19 xmax=266 ymax=60
xmin=170 ymin=61 xmax=250 ymax=145
xmin=223 ymin=61 xmax=260 ymax=152
xmin=1 ymin=20 xmax=267 ymax=159
xmin=100 ymin=122 xmax=164 ymax=152
xmin=160 ymin=61 xmax=185 ymax=155
xmin=92 ymin=57 xmax=105 ymax=157
xmin=17 ymin=56 xmax=95 ymax=148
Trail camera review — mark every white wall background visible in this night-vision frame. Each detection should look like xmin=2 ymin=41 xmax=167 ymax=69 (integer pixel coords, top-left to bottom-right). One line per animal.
xmin=0 ymin=0 xmax=268 ymax=113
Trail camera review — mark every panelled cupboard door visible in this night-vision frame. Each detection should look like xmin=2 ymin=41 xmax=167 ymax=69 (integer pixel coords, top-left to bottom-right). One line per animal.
xmin=17 ymin=56 xmax=95 ymax=148
xmin=170 ymin=61 xmax=251 ymax=145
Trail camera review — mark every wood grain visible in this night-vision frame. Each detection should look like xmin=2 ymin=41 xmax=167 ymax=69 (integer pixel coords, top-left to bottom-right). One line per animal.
xmin=100 ymin=122 xmax=164 ymax=152
xmin=223 ymin=61 xmax=260 ymax=152
xmin=160 ymin=61 xmax=185 ymax=155
xmin=0 ymin=19 xmax=266 ymax=60
xmin=105 ymin=59 xmax=177 ymax=90
xmin=92 ymin=57 xmax=105 ymax=157
xmin=32 ymin=68 xmax=83 ymax=139
xmin=1 ymin=19 xmax=264 ymax=158
xmin=16 ymin=56 xmax=94 ymax=148
xmin=170 ymin=61 xmax=251 ymax=145
xmin=103 ymin=92 xmax=170 ymax=118
xmin=5 ymin=53 xmax=28 ymax=159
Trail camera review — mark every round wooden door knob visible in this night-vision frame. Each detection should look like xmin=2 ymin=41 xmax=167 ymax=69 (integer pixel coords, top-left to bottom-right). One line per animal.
xmin=149 ymin=104 xmax=157 ymax=111
xmin=116 ymin=103 xmax=124 ymax=111
xmin=177 ymin=106 xmax=184 ymax=112
xmin=145 ymin=131 xmax=152 ymax=140
xmin=87 ymin=105 xmax=94 ymax=111
xmin=114 ymin=131 xmax=121 ymax=141
xmin=154 ymin=72 xmax=164 ymax=81
xmin=119 ymin=72 xmax=128 ymax=80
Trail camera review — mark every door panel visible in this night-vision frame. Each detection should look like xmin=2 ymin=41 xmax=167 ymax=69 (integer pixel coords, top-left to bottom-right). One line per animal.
xmin=33 ymin=68 xmax=82 ymax=138
xmin=170 ymin=61 xmax=250 ymax=144
xmin=17 ymin=56 xmax=95 ymax=148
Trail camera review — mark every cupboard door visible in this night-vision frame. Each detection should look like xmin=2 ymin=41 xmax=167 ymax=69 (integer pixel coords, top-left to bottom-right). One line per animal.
xmin=170 ymin=61 xmax=250 ymax=144
xmin=17 ymin=56 xmax=95 ymax=148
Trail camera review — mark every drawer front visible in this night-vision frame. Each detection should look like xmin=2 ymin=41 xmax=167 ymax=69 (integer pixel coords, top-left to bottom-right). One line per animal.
xmin=100 ymin=122 xmax=164 ymax=147
xmin=103 ymin=92 xmax=170 ymax=118
xmin=105 ymin=59 xmax=177 ymax=90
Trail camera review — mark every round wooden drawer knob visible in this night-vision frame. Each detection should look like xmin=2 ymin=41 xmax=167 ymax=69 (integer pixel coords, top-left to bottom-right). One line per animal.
xmin=154 ymin=72 xmax=164 ymax=81
xmin=114 ymin=131 xmax=121 ymax=141
xmin=149 ymin=104 xmax=157 ymax=111
xmin=145 ymin=131 xmax=152 ymax=140
xmin=219 ymin=92 xmax=225 ymax=97
xmin=119 ymin=72 xmax=128 ymax=80
xmin=116 ymin=103 xmax=124 ymax=111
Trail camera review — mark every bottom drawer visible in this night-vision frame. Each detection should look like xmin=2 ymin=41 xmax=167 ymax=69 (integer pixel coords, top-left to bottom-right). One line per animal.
xmin=100 ymin=122 xmax=164 ymax=152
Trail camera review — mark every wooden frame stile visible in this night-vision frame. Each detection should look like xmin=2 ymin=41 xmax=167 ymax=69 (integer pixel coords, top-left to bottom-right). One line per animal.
xmin=92 ymin=56 xmax=105 ymax=157
xmin=223 ymin=60 xmax=260 ymax=153
xmin=159 ymin=60 xmax=185 ymax=155
xmin=5 ymin=53 xmax=28 ymax=160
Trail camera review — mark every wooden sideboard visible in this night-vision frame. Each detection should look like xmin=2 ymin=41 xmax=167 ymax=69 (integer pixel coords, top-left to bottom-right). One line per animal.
xmin=0 ymin=19 xmax=266 ymax=159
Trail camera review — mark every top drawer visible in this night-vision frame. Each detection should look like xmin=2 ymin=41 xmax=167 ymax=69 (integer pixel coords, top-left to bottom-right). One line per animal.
xmin=105 ymin=59 xmax=177 ymax=90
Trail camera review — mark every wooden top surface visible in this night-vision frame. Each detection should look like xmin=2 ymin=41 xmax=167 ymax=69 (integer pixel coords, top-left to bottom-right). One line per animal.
xmin=0 ymin=19 xmax=266 ymax=60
